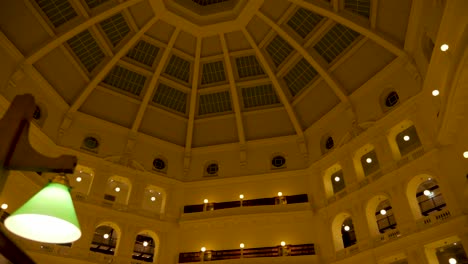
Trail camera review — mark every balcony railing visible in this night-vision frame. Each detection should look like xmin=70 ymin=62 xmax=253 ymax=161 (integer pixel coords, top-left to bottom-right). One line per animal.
xmin=417 ymin=208 xmax=451 ymax=228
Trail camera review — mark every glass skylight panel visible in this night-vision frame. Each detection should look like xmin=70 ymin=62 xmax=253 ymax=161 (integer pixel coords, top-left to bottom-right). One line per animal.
xmin=103 ymin=66 xmax=146 ymax=96
xmin=313 ymin=24 xmax=360 ymax=63
xmin=152 ymin=84 xmax=187 ymax=114
xmin=191 ymin=0 xmax=229 ymax=6
xmin=126 ymin=40 xmax=160 ymax=67
xmin=85 ymin=0 xmax=110 ymax=9
xmin=235 ymin=55 xmax=265 ymax=78
xmin=35 ymin=0 xmax=77 ymax=27
xmin=100 ymin=13 xmax=130 ymax=47
xmin=67 ymin=30 xmax=105 ymax=72
xmin=201 ymin=61 xmax=226 ymax=85
xmin=266 ymin=36 xmax=294 ymax=67
xmin=287 ymin=8 xmax=323 ymax=38
xmin=165 ymin=55 xmax=191 ymax=83
xmin=241 ymin=84 xmax=280 ymax=108
xmin=198 ymin=91 xmax=232 ymax=115
xmin=344 ymin=0 xmax=371 ymax=18
xmin=283 ymin=58 xmax=318 ymax=96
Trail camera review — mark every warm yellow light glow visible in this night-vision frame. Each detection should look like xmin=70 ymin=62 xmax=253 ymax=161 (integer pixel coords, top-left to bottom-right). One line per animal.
xmin=449 ymin=258 xmax=457 ymax=264
xmin=277 ymin=192 xmax=283 ymax=197
xmin=440 ymin=44 xmax=449 ymax=51
xmin=344 ymin=225 xmax=350 ymax=231
xmin=403 ymin=135 xmax=410 ymax=141
xmin=240 ymin=243 xmax=244 ymax=248
xmin=432 ymin=90 xmax=440 ymax=96
xmin=280 ymin=241 xmax=286 ymax=246
xmin=423 ymin=190 xmax=431 ymax=196
xmin=143 ymin=241 xmax=149 ymax=247
xmin=1 ymin=203 xmax=8 ymax=210
xmin=76 ymin=177 xmax=82 ymax=182
xmin=380 ymin=209 xmax=387 ymax=215
xmin=103 ymin=234 xmax=109 ymax=239
xmin=366 ymin=158 xmax=372 ymax=164
xmin=150 ymin=196 xmax=156 ymax=202
xmin=114 ymin=187 xmax=120 ymax=192
xmin=239 ymin=194 xmax=244 ymax=199
xmin=463 ymin=151 xmax=468 ymax=158
xmin=203 ymin=199 xmax=209 ymax=204
xmin=334 ymin=176 xmax=341 ymax=182
xmin=201 ymin=247 xmax=206 ymax=252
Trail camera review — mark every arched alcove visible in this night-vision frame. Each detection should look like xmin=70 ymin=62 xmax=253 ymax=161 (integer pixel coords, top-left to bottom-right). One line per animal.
xmin=387 ymin=120 xmax=422 ymax=160
xmin=141 ymin=185 xmax=167 ymax=215
xmin=69 ymin=165 xmax=94 ymax=197
xmin=406 ymin=174 xmax=446 ymax=219
xmin=90 ymin=222 xmax=121 ymax=255
xmin=323 ymin=164 xmax=343 ymax=198
xmin=366 ymin=194 xmax=396 ymax=237
xmin=133 ymin=230 xmax=160 ymax=263
xmin=353 ymin=144 xmax=380 ymax=182
xmin=104 ymin=176 xmax=132 ymax=205
xmin=331 ymin=212 xmax=357 ymax=251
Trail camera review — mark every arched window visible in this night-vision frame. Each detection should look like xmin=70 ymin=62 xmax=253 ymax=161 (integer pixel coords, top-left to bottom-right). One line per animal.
xmin=320 ymin=134 xmax=335 ymax=154
xmin=82 ymin=136 xmax=100 ymax=153
xmin=331 ymin=170 xmax=346 ymax=194
xmin=271 ymin=155 xmax=286 ymax=169
xmin=152 ymin=157 xmax=167 ymax=174
xmin=375 ymin=199 xmax=396 ymax=234
xmin=396 ymin=125 xmax=422 ymax=156
xmin=341 ymin=217 xmax=357 ymax=248
xmin=133 ymin=234 xmax=156 ymax=262
xmin=385 ymin=91 xmax=399 ymax=107
xmin=90 ymin=224 xmax=119 ymax=255
xmin=416 ymin=179 xmax=446 ymax=216
xmin=104 ymin=176 xmax=132 ymax=206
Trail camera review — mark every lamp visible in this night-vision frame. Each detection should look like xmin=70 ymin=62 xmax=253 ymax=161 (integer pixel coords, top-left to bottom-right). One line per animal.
xmin=4 ymin=174 xmax=81 ymax=243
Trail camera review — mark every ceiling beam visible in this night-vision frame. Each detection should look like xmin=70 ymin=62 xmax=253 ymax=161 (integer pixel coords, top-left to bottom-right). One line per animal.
xmin=220 ymin=34 xmax=246 ymax=145
xmin=242 ymin=29 xmax=303 ymax=138
xmin=69 ymin=16 xmax=158 ymax=113
xmin=131 ymin=28 xmax=181 ymax=132
xmin=24 ymin=0 xmax=144 ymax=65
xmin=257 ymin=12 xmax=349 ymax=103
xmin=288 ymin=0 xmax=407 ymax=58
xmin=185 ymin=37 xmax=202 ymax=153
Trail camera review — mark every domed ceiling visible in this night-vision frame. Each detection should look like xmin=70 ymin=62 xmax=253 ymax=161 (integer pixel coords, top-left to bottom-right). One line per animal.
xmin=0 ymin=0 xmax=412 ymax=149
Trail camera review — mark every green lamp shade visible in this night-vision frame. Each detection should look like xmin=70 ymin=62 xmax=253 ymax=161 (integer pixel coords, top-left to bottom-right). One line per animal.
xmin=4 ymin=182 xmax=81 ymax=244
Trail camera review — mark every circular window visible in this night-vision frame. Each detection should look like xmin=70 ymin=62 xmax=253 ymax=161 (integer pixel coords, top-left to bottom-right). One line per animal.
xmin=325 ymin=137 xmax=334 ymax=150
xmin=271 ymin=156 xmax=286 ymax=168
xmin=33 ymin=106 xmax=41 ymax=120
xmin=385 ymin=91 xmax=399 ymax=107
xmin=206 ymin=163 xmax=219 ymax=175
xmin=83 ymin=136 xmax=99 ymax=149
xmin=153 ymin=158 xmax=166 ymax=170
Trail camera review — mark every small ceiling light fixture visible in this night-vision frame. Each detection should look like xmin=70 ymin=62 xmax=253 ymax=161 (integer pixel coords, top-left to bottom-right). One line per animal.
xmin=114 ymin=187 xmax=121 ymax=192
xmin=203 ymin=199 xmax=209 ymax=204
xmin=1 ymin=204 xmax=8 ymax=210
xmin=150 ymin=196 xmax=156 ymax=202
xmin=240 ymin=243 xmax=245 ymax=248
xmin=277 ymin=192 xmax=283 ymax=197
xmin=334 ymin=176 xmax=341 ymax=182
xmin=380 ymin=209 xmax=387 ymax=215
xmin=201 ymin=247 xmax=206 ymax=252
xmin=432 ymin=90 xmax=440 ymax=96
xmin=463 ymin=151 xmax=468 ymax=159
xmin=280 ymin=241 xmax=286 ymax=246
xmin=344 ymin=225 xmax=350 ymax=231
xmin=403 ymin=135 xmax=410 ymax=141
xmin=440 ymin=44 xmax=449 ymax=52
xmin=423 ymin=190 xmax=432 ymax=196
xmin=143 ymin=241 xmax=149 ymax=247
xmin=366 ymin=158 xmax=372 ymax=164
xmin=449 ymin=258 xmax=457 ymax=264
xmin=239 ymin=194 xmax=244 ymax=199
xmin=76 ymin=176 xmax=82 ymax=182
xmin=103 ymin=233 xmax=110 ymax=239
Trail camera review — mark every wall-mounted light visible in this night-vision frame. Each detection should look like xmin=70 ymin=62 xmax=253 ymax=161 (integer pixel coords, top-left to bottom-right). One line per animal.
xmin=380 ymin=209 xmax=387 ymax=215
xmin=203 ymin=199 xmax=209 ymax=204
xmin=463 ymin=151 xmax=468 ymax=159
xmin=280 ymin=241 xmax=286 ymax=246
xmin=143 ymin=241 xmax=149 ymax=247
xmin=403 ymin=135 xmax=410 ymax=141
xmin=423 ymin=190 xmax=432 ymax=196
xmin=366 ymin=158 xmax=372 ymax=164
xmin=432 ymin=90 xmax=440 ymax=96
xmin=150 ymin=196 xmax=156 ymax=202
xmin=201 ymin=247 xmax=206 ymax=252
xmin=449 ymin=258 xmax=457 ymax=264
xmin=75 ymin=176 xmax=82 ymax=182
xmin=334 ymin=176 xmax=341 ymax=182
xmin=114 ymin=187 xmax=121 ymax=192
xmin=343 ymin=225 xmax=350 ymax=231
xmin=239 ymin=194 xmax=244 ymax=199
xmin=440 ymin=44 xmax=449 ymax=52
xmin=277 ymin=192 xmax=283 ymax=197
xmin=240 ymin=243 xmax=245 ymax=248
xmin=103 ymin=233 xmax=110 ymax=239
xmin=1 ymin=203 xmax=8 ymax=210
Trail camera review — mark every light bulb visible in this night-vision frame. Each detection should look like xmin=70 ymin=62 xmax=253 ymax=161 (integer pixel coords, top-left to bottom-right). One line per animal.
xmin=239 ymin=194 xmax=244 ymax=199
xmin=76 ymin=177 xmax=82 ymax=182
xmin=366 ymin=158 xmax=372 ymax=164
xmin=403 ymin=135 xmax=410 ymax=141
xmin=201 ymin=247 xmax=206 ymax=252
xmin=334 ymin=176 xmax=341 ymax=182
xmin=344 ymin=225 xmax=350 ymax=231
xmin=449 ymin=258 xmax=457 ymax=264
xmin=143 ymin=241 xmax=148 ymax=247
xmin=1 ymin=204 xmax=8 ymax=210
xmin=114 ymin=187 xmax=120 ymax=192
xmin=103 ymin=234 xmax=109 ymax=239
xmin=432 ymin=90 xmax=440 ymax=96
xmin=203 ymin=199 xmax=208 ymax=204
xmin=463 ymin=151 xmax=468 ymax=158
xmin=277 ymin=192 xmax=283 ymax=197
xmin=240 ymin=243 xmax=244 ymax=248
xmin=380 ymin=209 xmax=387 ymax=215
xmin=423 ymin=190 xmax=431 ymax=196
xmin=440 ymin=44 xmax=449 ymax=52
xmin=150 ymin=196 xmax=156 ymax=202
xmin=280 ymin=241 xmax=286 ymax=246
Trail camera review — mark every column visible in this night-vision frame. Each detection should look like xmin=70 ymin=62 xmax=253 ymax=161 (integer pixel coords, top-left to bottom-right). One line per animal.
xmin=459 ymin=232 xmax=468 ymax=258
xmin=388 ymin=183 xmax=418 ymax=234
xmin=373 ymin=134 xmax=397 ymax=174
xmin=406 ymin=245 xmax=429 ymax=264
